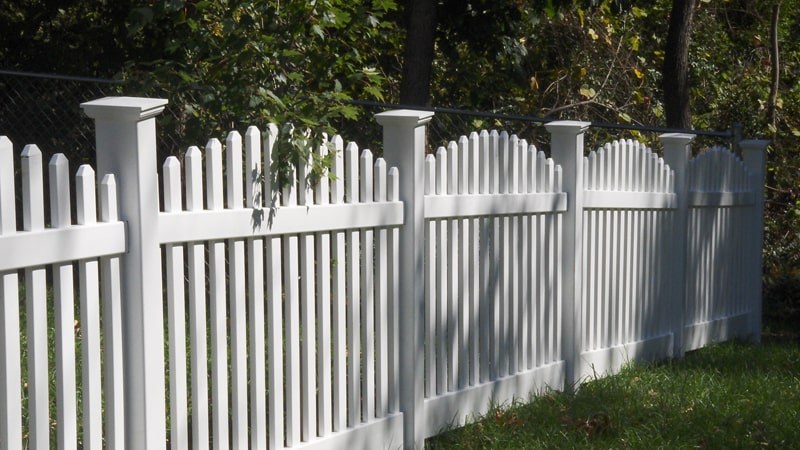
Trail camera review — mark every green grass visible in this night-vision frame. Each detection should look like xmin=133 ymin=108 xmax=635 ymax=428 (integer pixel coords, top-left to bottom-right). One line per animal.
xmin=426 ymin=332 xmax=800 ymax=449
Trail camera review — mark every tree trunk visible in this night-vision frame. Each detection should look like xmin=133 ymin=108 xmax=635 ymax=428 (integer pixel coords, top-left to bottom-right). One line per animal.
xmin=399 ymin=0 xmax=437 ymax=106
xmin=767 ymin=2 xmax=781 ymax=129
xmin=663 ymin=0 xmax=698 ymax=129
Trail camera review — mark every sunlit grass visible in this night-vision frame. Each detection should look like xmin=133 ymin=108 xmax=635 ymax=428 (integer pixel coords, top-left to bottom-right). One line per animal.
xmin=427 ymin=333 xmax=800 ymax=449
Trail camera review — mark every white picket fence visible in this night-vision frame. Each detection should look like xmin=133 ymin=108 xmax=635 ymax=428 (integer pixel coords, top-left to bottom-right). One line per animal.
xmin=0 ymin=97 xmax=767 ymax=450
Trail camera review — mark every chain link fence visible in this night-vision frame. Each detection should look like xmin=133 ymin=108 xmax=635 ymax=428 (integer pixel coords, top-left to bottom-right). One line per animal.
xmin=0 ymin=70 xmax=199 ymax=164
xmin=1 ymin=70 xmax=733 ymax=167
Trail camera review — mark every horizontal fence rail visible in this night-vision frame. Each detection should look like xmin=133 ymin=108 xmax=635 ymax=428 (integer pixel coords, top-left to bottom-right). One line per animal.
xmin=0 ymin=96 xmax=768 ymax=450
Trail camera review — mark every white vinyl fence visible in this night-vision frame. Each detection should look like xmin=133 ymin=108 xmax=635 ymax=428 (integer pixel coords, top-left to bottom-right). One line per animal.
xmin=0 ymin=97 xmax=767 ymax=450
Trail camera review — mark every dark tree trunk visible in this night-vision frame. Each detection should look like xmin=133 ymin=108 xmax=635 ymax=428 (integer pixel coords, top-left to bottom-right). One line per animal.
xmin=663 ymin=0 xmax=698 ymax=129
xmin=767 ymin=3 xmax=781 ymax=129
xmin=399 ymin=0 xmax=437 ymax=106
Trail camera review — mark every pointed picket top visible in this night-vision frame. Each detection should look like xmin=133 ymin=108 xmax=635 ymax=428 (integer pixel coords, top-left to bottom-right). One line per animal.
xmin=330 ymin=136 xmax=345 ymax=205
xmin=526 ymin=144 xmax=537 ymax=194
xmin=21 ymin=144 xmax=44 ymax=232
xmin=374 ymin=159 xmax=387 ymax=203
xmin=76 ymin=165 xmax=97 ymax=225
xmin=447 ymin=141 xmax=458 ymax=195
xmin=458 ymin=136 xmax=469 ymax=195
xmin=163 ymin=157 xmax=182 ymax=213
xmin=0 ymin=136 xmax=16 ymax=235
xmin=264 ymin=123 xmax=280 ymax=209
xmin=489 ymin=131 xmax=500 ymax=195
xmin=245 ymin=126 xmax=263 ymax=209
xmin=344 ymin=142 xmax=359 ymax=204
xmin=297 ymin=150 xmax=312 ymax=207
xmin=536 ymin=151 xmax=547 ymax=193
xmin=435 ymin=146 xmax=447 ymax=196
xmin=49 ymin=153 xmax=72 ymax=228
xmin=479 ymin=130 xmax=490 ymax=194
xmin=508 ymin=134 xmax=519 ymax=194
xmin=226 ymin=131 xmax=244 ymax=209
xmin=185 ymin=146 xmax=204 ymax=212
xmin=360 ymin=149 xmax=374 ymax=204
xmin=316 ymin=142 xmax=330 ymax=206
xmin=424 ymin=154 xmax=436 ymax=196
xmin=468 ymin=132 xmax=479 ymax=195
xmin=388 ymin=167 xmax=400 ymax=202
xmin=206 ymin=138 xmax=224 ymax=210
xmin=100 ymin=174 xmax=119 ymax=223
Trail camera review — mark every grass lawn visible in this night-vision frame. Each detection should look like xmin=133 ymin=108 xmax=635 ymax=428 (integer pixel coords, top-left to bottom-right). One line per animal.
xmin=426 ymin=329 xmax=800 ymax=449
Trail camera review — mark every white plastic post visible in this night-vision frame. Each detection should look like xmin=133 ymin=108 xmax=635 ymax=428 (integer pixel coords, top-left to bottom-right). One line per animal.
xmin=545 ymin=120 xmax=590 ymax=387
xmin=661 ymin=133 xmax=695 ymax=358
xmin=81 ymin=96 xmax=168 ymax=449
xmin=374 ymin=109 xmax=433 ymax=449
xmin=740 ymin=139 xmax=769 ymax=343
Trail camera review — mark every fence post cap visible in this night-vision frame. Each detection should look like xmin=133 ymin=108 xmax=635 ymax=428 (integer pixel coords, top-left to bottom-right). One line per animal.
xmin=739 ymin=139 xmax=771 ymax=151
xmin=659 ymin=133 xmax=696 ymax=144
xmin=81 ymin=96 xmax=168 ymax=121
xmin=374 ymin=109 xmax=434 ymax=127
xmin=544 ymin=120 xmax=591 ymax=134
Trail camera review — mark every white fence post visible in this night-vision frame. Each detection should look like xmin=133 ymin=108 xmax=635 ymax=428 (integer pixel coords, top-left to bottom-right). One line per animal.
xmin=660 ymin=133 xmax=695 ymax=358
xmin=374 ymin=109 xmax=434 ymax=449
xmin=546 ymin=120 xmax=590 ymax=387
xmin=81 ymin=97 xmax=168 ymax=449
xmin=740 ymin=139 xmax=769 ymax=342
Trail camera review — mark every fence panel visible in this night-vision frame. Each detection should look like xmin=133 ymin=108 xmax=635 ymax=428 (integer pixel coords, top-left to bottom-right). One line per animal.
xmin=0 ymin=137 xmax=125 ymax=450
xmin=420 ymin=129 xmax=567 ymax=438
xmin=684 ymin=146 xmax=757 ymax=350
xmin=578 ymin=139 xmax=676 ymax=380
xmin=157 ymin=126 xmax=404 ymax=450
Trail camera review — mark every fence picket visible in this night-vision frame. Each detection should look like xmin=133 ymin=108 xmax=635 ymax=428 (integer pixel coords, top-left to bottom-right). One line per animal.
xmin=300 ymin=229 xmax=317 ymax=442
xmin=424 ymin=154 xmax=436 ymax=398
xmin=0 ymin=137 xmax=22 ymax=450
xmin=316 ymin=141 xmax=333 ymax=434
xmin=387 ymin=167 xmax=401 ymax=413
xmin=163 ymin=156 xmax=188 ymax=450
xmin=330 ymin=135 xmax=347 ymax=432
xmin=229 ymin=239 xmax=248 ymax=450
xmin=49 ymin=153 xmax=78 ymax=450
xmin=434 ymin=147 xmax=447 ymax=392
xmin=360 ymin=149 xmax=375 ymax=421
xmin=374 ymin=158 xmax=389 ymax=417
xmin=76 ymin=165 xmax=103 ymax=450
xmin=468 ymin=133 xmax=480 ymax=385
xmin=445 ymin=141 xmax=458 ymax=390
xmin=99 ymin=174 xmax=124 ymax=450
xmin=478 ymin=131 xmax=490 ymax=383
xmin=185 ymin=146 xmax=210 ymax=450
xmin=205 ymin=138 xmax=230 ymax=450
xmin=244 ymin=126 xmax=267 ymax=449
xmin=266 ymin=236 xmax=284 ymax=449
xmin=344 ymin=142 xmax=361 ymax=426
xmin=457 ymin=136 xmax=470 ymax=388
xmin=0 ymin=141 xmax=21 ymax=448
